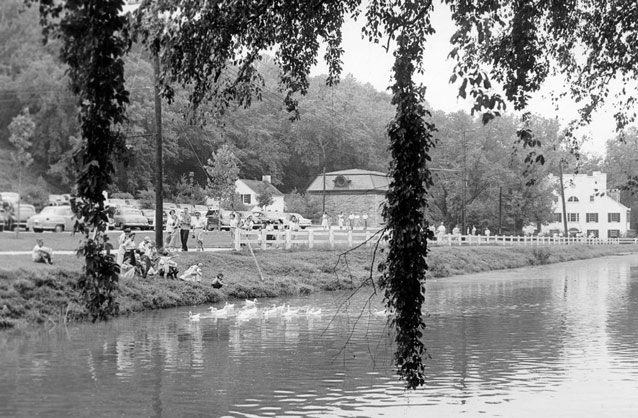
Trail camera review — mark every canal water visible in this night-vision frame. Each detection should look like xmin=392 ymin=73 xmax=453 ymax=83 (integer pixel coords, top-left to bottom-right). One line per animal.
xmin=1 ymin=255 xmax=637 ymax=417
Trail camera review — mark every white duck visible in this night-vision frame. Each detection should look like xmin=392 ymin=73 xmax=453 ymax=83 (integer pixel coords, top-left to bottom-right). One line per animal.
xmin=306 ymin=307 xmax=322 ymax=317
xmin=244 ymin=298 xmax=258 ymax=308
xmin=188 ymin=311 xmax=201 ymax=321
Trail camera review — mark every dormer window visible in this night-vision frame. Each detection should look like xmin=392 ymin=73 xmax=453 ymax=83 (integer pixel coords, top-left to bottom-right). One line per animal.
xmin=333 ymin=175 xmax=350 ymax=188
xmin=567 ymin=196 xmax=579 ymax=202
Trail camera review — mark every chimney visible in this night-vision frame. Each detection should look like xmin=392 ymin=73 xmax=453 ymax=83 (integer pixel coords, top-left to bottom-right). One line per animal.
xmin=262 ymin=175 xmax=271 ymax=183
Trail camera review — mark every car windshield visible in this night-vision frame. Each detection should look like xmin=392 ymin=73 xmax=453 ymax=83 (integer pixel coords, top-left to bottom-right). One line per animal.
xmin=122 ymin=209 xmax=142 ymax=215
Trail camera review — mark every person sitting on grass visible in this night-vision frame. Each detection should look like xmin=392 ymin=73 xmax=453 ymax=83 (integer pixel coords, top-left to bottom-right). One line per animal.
xmin=32 ymin=239 xmax=53 ymax=265
xmin=180 ymin=263 xmax=203 ymax=282
xmin=211 ymin=273 xmax=224 ymax=289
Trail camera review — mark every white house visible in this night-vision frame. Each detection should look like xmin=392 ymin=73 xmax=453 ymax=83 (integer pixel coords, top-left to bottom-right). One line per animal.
xmin=235 ymin=175 xmax=285 ymax=212
xmin=542 ymin=171 xmax=631 ymax=238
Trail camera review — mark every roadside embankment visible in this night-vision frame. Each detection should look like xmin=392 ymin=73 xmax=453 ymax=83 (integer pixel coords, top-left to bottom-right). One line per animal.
xmin=1 ymin=244 xmax=637 ymax=328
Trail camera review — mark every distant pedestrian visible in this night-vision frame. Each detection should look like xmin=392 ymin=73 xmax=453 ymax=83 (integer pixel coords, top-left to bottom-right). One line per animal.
xmin=179 ymin=207 xmax=192 ymax=251
xmin=437 ymin=222 xmax=446 ymax=240
xmin=338 ymin=212 xmax=345 ymax=230
xmin=348 ymin=212 xmax=355 ymax=231
xmin=484 ymin=227 xmax=491 ymax=237
xmin=362 ymin=213 xmax=368 ymax=230
xmin=452 ymin=225 xmax=460 ymax=236
xmin=116 ymin=227 xmax=131 ymax=265
xmin=192 ymin=211 xmax=206 ymax=251
xmin=165 ymin=209 xmax=177 ymax=249
xmin=321 ymin=212 xmax=329 ymax=230
xmin=471 ymin=225 xmax=477 ymax=236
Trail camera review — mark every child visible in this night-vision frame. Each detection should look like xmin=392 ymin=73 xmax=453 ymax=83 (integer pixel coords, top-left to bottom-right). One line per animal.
xmin=211 ymin=273 xmax=224 ymax=289
xmin=32 ymin=239 xmax=53 ymax=264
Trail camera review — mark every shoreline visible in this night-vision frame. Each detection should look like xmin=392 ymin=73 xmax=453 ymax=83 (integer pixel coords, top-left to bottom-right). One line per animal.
xmin=1 ymin=244 xmax=637 ymax=328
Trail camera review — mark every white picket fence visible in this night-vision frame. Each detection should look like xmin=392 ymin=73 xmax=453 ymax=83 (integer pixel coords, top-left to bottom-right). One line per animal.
xmin=233 ymin=228 xmax=638 ymax=250
xmin=233 ymin=228 xmax=382 ymax=250
xmin=433 ymin=234 xmax=638 ymax=246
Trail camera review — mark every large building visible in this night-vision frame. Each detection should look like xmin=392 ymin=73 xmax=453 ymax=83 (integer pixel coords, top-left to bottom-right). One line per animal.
xmin=542 ymin=171 xmax=631 ymax=238
xmin=306 ymin=169 xmax=389 ymax=226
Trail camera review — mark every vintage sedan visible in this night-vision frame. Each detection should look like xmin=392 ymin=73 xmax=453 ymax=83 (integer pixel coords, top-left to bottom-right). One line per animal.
xmin=112 ymin=207 xmax=151 ymax=230
xmin=27 ymin=205 xmax=76 ymax=232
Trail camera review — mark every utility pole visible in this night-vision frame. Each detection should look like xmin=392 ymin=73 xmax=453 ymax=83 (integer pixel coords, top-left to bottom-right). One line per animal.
xmin=461 ymin=130 xmax=467 ymax=234
xmin=153 ymin=42 xmax=164 ymax=248
xmin=559 ymin=160 xmax=568 ymax=236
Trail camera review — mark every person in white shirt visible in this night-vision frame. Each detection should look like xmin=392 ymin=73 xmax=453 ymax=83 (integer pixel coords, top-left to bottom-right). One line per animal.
xmin=191 ymin=212 xmax=207 ymax=251
xmin=32 ymin=239 xmax=53 ymax=264
xmin=116 ymin=228 xmax=131 ymax=265
xmin=165 ymin=209 xmax=177 ymax=249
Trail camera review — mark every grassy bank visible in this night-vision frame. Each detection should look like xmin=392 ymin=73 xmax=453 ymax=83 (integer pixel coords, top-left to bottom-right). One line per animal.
xmin=1 ymin=243 xmax=637 ymax=328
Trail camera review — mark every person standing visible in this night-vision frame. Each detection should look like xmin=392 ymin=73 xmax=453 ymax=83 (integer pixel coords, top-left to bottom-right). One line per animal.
xmin=179 ymin=207 xmax=192 ymax=252
xmin=362 ymin=213 xmax=369 ymax=230
xmin=348 ymin=212 xmax=355 ymax=231
xmin=436 ymin=222 xmax=446 ymax=241
xmin=116 ymin=227 xmax=131 ymax=265
xmin=192 ymin=211 xmax=206 ymax=251
xmin=321 ymin=212 xmax=329 ymax=230
xmin=165 ymin=209 xmax=177 ymax=249
xmin=338 ymin=212 xmax=344 ymax=230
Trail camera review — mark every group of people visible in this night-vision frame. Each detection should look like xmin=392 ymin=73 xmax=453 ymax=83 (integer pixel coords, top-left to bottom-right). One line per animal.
xmin=164 ymin=207 xmax=207 ymax=252
xmin=321 ymin=211 xmax=369 ymax=231
xmin=434 ymin=222 xmax=491 ymax=240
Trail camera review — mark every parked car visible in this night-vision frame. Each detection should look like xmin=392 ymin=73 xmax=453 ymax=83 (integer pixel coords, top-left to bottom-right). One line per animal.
xmin=112 ymin=207 xmax=151 ymax=230
xmin=27 ymin=205 xmax=75 ymax=232
xmin=285 ymin=213 xmax=313 ymax=229
xmin=11 ymin=204 xmax=36 ymax=230
xmin=0 ymin=207 xmax=11 ymax=231
xmin=205 ymin=209 xmax=220 ymax=231
xmin=141 ymin=209 xmax=156 ymax=229
xmin=0 ymin=192 xmax=20 ymax=206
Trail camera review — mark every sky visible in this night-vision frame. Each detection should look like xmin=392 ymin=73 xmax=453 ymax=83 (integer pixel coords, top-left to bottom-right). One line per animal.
xmin=311 ymin=6 xmax=624 ymax=157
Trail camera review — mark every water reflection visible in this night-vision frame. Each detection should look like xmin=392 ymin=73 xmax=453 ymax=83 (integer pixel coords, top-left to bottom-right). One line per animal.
xmin=1 ymin=256 xmax=637 ymax=417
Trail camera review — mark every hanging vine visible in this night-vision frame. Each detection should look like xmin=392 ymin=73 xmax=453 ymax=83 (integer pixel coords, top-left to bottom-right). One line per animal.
xmin=37 ymin=0 xmax=130 ymax=321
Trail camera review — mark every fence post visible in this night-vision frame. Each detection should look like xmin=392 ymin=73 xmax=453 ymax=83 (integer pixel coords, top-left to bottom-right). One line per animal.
xmin=348 ymin=230 xmax=353 ymax=247
xmin=285 ymin=229 xmax=291 ymax=250
xmin=308 ymin=229 xmax=314 ymax=249
xmin=329 ymin=229 xmax=334 ymax=249
xmin=234 ymin=228 xmax=240 ymax=251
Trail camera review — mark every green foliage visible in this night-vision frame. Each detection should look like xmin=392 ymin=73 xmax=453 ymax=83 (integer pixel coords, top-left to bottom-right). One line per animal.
xmin=284 ymin=190 xmax=322 ymax=220
xmin=174 ymin=172 xmax=207 ymax=204
xmin=136 ymin=189 xmax=156 ymax=209
xmin=257 ymin=189 xmax=274 ymax=209
xmin=37 ymin=0 xmax=131 ymax=322
xmin=206 ymin=144 xmax=240 ymax=202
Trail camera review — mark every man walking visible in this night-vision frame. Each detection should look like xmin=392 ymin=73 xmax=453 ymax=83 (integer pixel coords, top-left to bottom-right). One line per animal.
xmin=179 ymin=207 xmax=192 ymax=251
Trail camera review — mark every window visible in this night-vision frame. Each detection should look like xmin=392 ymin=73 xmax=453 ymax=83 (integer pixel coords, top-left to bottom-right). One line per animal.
xmin=608 ymin=213 xmax=620 ymax=222
xmin=608 ymin=229 xmax=620 ymax=238
xmin=586 ymin=213 xmax=598 ymax=223
xmin=567 ymin=196 xmax=579 ymax=202
xmin=567 ymin=213 xmax=579 ymax=222
xmin=241 ymin=194 xmax=251 ymax=204
xmin=586 ymin=230 xmax=599 ymax=238
xmin=552 ymin=213 xmax=562 ymax=223
xmin=590 ymin=195 xmax=595 ymax=202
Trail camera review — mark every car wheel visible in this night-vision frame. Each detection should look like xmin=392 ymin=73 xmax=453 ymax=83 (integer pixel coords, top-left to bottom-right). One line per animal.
xmin=54 ymin=224 xmax=65 ymax=233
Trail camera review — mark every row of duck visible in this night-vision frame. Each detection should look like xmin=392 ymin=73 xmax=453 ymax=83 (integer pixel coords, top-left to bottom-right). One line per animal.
xmin=187 ymin=299 xmax=325 ymax=322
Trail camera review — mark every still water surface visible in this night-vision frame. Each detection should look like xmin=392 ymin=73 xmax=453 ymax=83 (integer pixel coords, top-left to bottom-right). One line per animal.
xmin=1 ymin=255 xmax=638 ymax=417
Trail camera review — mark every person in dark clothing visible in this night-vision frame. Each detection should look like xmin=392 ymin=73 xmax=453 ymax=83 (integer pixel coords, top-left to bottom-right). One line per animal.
xmin=179 ymin=207 xmax=192 ymax=251
xmin=211 ymin=273 xmax=224 ymax=289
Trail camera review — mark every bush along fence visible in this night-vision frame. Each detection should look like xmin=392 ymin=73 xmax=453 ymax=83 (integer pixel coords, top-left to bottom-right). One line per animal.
xmin=234 ymin=228 xmax=638 ymax=250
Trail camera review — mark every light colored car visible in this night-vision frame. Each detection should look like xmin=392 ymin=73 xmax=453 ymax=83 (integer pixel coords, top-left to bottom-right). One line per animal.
xmin=112 ymin=207 xmax=150 ymax=230
xmin=27 ymin=206 xmax=76 ymax=233
xmin=286 ymin=213 xmax=313 ymax=229
xmin=12 ymin=204 xmax=37 ymax=230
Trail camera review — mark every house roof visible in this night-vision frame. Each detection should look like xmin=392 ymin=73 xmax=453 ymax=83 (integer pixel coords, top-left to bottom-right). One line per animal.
xmin=306 ymin=169 xmax=389 ymax=194
xmin=238 ymin=179 xmax=284 ymax=196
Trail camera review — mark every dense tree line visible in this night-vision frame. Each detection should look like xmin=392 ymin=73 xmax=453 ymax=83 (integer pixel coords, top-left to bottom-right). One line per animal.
xmin=0 ymin=0 xmax=613 ymax=233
